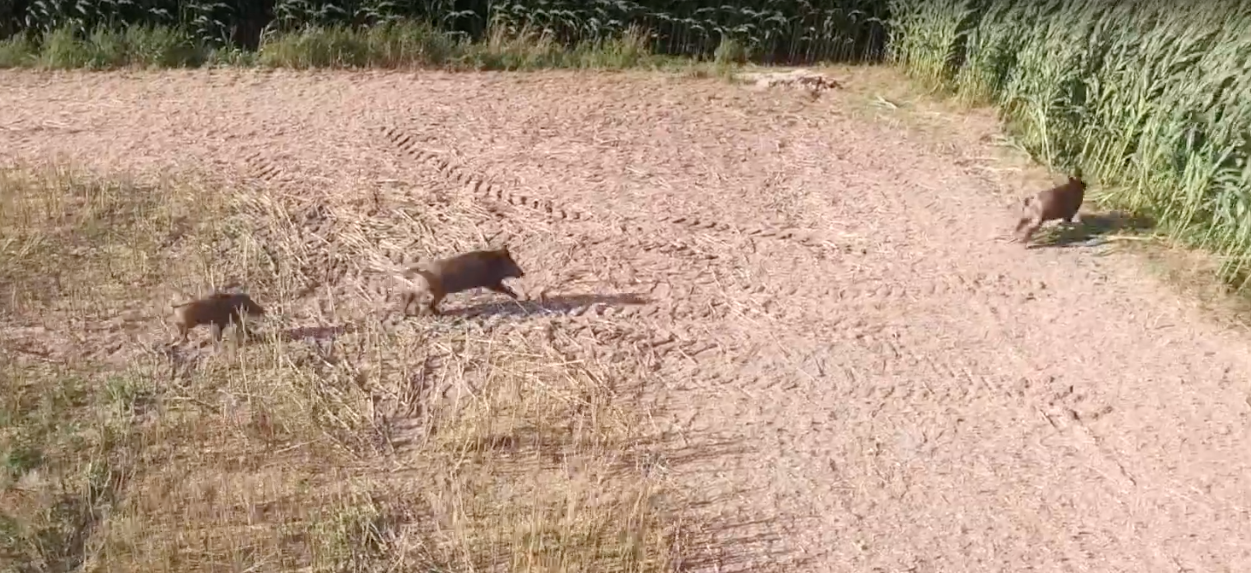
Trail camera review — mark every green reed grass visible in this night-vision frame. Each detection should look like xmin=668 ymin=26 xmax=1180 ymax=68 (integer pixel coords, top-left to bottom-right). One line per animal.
xmin=0 ymin=21 xmax=682 ymax=71
xmin=4 ymin=0 xmax=888 ymax=64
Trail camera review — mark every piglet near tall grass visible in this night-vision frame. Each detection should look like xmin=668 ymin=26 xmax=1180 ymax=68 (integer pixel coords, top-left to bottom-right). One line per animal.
xmin=1014 ymin=173 xmax=1087 ymax=245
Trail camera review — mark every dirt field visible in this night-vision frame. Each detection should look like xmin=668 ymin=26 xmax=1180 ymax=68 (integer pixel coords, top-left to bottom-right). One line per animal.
xmin=3 ymin=67 xmax=1251 ymax=572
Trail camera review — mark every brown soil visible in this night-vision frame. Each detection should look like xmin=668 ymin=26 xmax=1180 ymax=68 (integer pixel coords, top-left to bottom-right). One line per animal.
xmin=3 ymin=67 xmax=1251 ymax=572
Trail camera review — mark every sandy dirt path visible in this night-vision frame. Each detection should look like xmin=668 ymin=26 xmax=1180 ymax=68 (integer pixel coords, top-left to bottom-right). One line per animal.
xmin=3 ymin=68 xmax=1251 ymax=572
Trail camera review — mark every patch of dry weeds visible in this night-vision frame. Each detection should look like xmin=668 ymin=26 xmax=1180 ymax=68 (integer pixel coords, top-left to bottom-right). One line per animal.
xmin=0 ymin=165 xmax=689 ymax=572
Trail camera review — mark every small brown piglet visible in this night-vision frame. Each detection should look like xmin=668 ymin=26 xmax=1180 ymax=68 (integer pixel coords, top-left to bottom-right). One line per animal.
xmin=171 ymin=291 xmax=267 ymax=344
xmin=400 ymin=246 xmax=526 ymax=316
xmin=1014 ymin=174 xmax=1087 ymax=244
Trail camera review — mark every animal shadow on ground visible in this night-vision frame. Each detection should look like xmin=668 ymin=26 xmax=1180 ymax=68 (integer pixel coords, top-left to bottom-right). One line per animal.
xmin=160 ymin=322 xmax=347 ymax=365
xmin=440 ymin=292 xmax=650 ymax=319
xmin=1028 ymin=210 xmax=1156 ymax=249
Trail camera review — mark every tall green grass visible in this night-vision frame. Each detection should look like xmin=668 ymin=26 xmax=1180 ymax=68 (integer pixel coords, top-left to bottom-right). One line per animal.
xmin=258 ymin=22 xmax=661 ymax=70
xmin=0 ymin=21 xmax=673 ymax=71
xmin=5 ymin=0 xmax=889 ymax=64
xmin=891 ymin=0 xmax=1251 ymax=289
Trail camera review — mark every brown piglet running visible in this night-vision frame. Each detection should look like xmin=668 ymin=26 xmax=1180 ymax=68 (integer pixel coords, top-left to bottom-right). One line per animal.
xmin=171 ymin=291 xmax=266 ymax=344
xmin=399 ymin=246 xmax=526 ymax=316
xmin=1014 ymin=173 xmax=1087 ymax=244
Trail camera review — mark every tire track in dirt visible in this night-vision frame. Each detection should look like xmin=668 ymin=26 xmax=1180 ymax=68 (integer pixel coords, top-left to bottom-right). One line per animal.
xmin=376 ymin=125 xmax=1016 ymax=338
xmin=378 ymin=124 xmax=830 ymax=297
xmin=241 ymin=149 xmax=295 ymax=187
xmin=376 ymin=125 xmax=750 ymax=329
xmin=381 ymin=126 xmax=596 ymax=223
xmin=381 ymin=125 xmax=1048 ymax=347
xmin=378 ymin=125 xmax=736 ymax=304
xmin=380 ymin=125 xmax=830 ymax=254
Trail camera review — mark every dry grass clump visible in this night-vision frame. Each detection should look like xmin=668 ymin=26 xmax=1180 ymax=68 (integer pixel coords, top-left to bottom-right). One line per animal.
xmin=0 ymin=165 xmax=689 ymax=572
